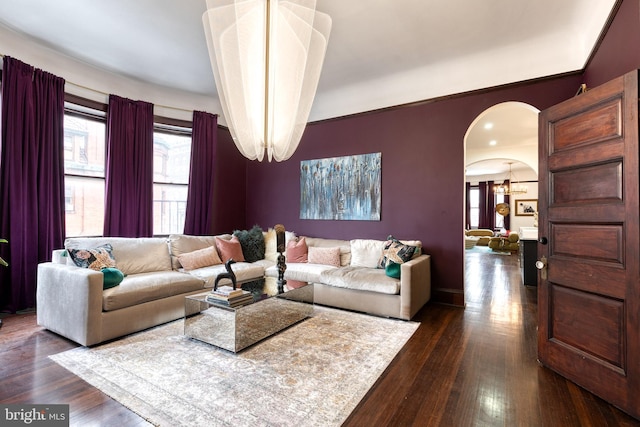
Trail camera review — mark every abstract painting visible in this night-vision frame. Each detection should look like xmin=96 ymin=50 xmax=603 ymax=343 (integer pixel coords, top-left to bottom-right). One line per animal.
xmin=300 ymin=153 xmax=381 ymax=220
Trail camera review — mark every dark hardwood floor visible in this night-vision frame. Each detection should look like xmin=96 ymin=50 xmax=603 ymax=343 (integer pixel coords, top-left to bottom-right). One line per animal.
xmin=1 ymin=247 xmax=639 ymax=426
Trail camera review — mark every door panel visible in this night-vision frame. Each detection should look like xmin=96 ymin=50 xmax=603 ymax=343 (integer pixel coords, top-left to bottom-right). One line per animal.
xmin=551 ymin=97 xmax=622 ymax=151
xmin=551 ymin=223 xmax=623 ymax=262
xmin=550 ymin=285 xmax=625 ymax=370
xmin=552 ymin=161 xmax=623 ymax=203
xmin=538 ymin=70 xmax=640 ymax=419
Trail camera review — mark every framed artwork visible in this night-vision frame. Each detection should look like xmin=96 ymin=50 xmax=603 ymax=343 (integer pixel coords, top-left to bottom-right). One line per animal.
xmin=300 ymin=153 xmax=381 ymax=221
xmin=516 ymin=199 xmax=538 ymax=216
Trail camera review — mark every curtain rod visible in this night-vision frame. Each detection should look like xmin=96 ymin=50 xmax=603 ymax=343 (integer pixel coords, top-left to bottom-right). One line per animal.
xmin=0 ymin=53 xmax=200 ymax=114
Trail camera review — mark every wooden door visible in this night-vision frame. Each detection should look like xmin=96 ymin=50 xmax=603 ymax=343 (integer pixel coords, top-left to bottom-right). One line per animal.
xmin=538 ymin=69 xmax=640 ymax=419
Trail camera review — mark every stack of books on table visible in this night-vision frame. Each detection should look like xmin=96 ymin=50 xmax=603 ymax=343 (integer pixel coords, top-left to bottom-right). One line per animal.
xmin=206 ymin=286 xmax=254 ymax=308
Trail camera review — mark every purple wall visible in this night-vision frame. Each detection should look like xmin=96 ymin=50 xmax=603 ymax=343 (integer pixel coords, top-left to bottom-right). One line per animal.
xmin=224 ymin=0 xmax=639 ymax=305
xmin=243 ymin=76 xmax=581 ymax=303
xmin=583 ymin=0 xmax=640 ymax=89
xmin=210 ymin=127 xmax=247 ymax=235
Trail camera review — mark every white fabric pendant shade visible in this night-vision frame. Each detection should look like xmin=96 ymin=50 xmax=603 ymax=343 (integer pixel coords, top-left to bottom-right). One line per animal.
xmin=203 ymin=0 xmax=332 ymax=162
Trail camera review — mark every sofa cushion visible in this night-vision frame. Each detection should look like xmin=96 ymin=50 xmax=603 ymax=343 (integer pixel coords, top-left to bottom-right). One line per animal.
xmin=286 ymin=237 xmax=308 ymax=263
xmin=65 ymin=237 xmax=172 ymax=276
xmin=168 ymin=234 xmax=230 ymax=270
xmin=102 ymin=271 xmax=205 ymax=311
xmin=319 ymin=266 xmax=401 ymax=295
xmin=350 ymin=239 xmax=384 ymax=268
xmin=215 ymin=236 xmax=245 ymax=262
xmin=265 ymin=263 xmax=336 ymax=283
xmin=186 ymin=262 xmax=265 ymax=288
xmin=308 ymin=246 xmax=341 ymax=267
xmin=465 ymin=229 xmax=494 ymax=237
xmin=233 ymin=225 xmax=265 ymax=262
xmin=177 ymin=245 xmax=222 ymax=271
xmin=68 ymin=244 xmax=116 ymax=271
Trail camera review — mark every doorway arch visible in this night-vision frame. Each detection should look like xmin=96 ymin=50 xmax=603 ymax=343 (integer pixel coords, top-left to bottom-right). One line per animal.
xmin=464 ymin=101 xmax=540 ymax=230
xmin=465 ymin=101 xmax=540 ymax=176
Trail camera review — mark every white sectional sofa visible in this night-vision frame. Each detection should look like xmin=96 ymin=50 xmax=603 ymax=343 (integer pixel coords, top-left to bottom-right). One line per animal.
xmin=36 ymin=231 xmax=431 ymax=346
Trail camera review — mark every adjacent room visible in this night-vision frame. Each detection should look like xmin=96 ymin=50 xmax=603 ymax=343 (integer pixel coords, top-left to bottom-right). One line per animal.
xmin=1 ymin=0 xmax=640 ymax=425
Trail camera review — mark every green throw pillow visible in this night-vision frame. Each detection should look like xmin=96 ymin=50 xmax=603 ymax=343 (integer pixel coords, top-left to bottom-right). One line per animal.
xmin=385 ymin=261 xmax=401 ymax=279
xmin=233 ymin=225 xmax=266 ymax=262
xmin=102 ymin=267 xmax=124 ymax=289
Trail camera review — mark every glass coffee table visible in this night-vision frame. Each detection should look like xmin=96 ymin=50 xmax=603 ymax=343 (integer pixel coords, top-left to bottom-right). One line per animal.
xmin=184 ymin=280 xmax=313 ymax=352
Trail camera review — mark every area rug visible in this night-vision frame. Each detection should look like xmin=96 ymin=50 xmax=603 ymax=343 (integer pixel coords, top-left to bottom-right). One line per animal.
xmin=50 ymin=306 xmax=418 ymax=426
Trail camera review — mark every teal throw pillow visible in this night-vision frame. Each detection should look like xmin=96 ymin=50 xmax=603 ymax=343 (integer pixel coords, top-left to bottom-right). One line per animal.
xmin=102 ymin=267 xmax=124 ymax=289
xmin=385 ymin=261 xmax=401 ymax=279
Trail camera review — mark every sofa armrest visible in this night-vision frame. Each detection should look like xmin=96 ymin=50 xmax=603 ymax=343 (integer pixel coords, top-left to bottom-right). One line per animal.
xmin=36 ymin=262 xmax=104 ymax=346
xmin=399 ymin=254 xmax=431 ymax=319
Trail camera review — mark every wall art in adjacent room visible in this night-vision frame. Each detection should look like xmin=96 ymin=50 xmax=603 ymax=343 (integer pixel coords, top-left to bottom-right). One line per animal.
xmin=300 ymin=152 xmax=381 ymax=220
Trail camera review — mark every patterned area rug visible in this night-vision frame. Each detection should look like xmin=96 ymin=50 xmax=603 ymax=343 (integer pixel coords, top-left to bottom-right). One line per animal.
xmin=50 ymin=306 xmax=418 ymax=426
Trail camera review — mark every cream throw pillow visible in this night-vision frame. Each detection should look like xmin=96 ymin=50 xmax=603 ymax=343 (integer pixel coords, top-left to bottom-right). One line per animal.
xmin=350 ymin=239 xmax=385 ymax=268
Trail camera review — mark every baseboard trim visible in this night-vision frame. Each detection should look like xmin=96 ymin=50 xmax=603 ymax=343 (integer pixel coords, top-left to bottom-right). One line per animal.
xmin=431 ymin=288 xmax=465 ymax=307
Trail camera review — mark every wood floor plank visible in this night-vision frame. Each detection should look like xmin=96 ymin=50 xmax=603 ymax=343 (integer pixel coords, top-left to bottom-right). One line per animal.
xmin=1 ymin=247 xmax=639 ymax=426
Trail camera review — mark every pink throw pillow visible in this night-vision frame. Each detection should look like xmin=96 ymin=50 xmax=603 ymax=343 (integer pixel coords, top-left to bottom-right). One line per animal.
xmin=286 ymin=237 xmax=308 ymax=263
xmin=215 ymin=236 xmax=245 ymax=263
xmin=307 ymin=246 xmax=341 ymax=267
xmin=177 ymin=246 xmax=222 ymax=271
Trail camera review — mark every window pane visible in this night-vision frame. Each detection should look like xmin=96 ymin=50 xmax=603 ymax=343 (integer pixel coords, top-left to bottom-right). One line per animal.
xmin=65 ymin=176 xmax=105 ymax=236
xmin=495 ymin=194 xmax=505 ymax=229
xmin=469 ymin=188 xmax=479 ymax=228
xmin=64 ymin=115 xmax=105 ymax=178
xmin=64 ymin=112 xmax=106 ymax=236
xmin=154 ymin=184 xmax=188 ymax=235
xmin=153 ymin=130 xmax=191 ymax=235
xmin=154 ymin=132 xmax=191 ymax=184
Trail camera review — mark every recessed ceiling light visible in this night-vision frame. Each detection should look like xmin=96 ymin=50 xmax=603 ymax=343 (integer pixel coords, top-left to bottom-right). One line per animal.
xmin=489 ymin=140 xmax=497 ymax=146
xmin=484 ymin=122 xmax=494 ymax=130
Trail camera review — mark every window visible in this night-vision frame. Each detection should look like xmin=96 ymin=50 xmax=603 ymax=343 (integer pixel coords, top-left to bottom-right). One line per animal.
xmin=63 ymin=105 xmax=106 ymax=237
xmin=495 ymin=193 xmax=505 ymax=229
xmin=469 ymin=186 xmax=479 ymax=228
xmin=64 ymin=99 xmax=193 ymax=237
xmin=153 ymin=125 xmax=191 ymax=235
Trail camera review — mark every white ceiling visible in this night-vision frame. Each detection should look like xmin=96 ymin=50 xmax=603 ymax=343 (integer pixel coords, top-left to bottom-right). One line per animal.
xmin=0 ymin=0 xmax=617 ymax=123
xmin=465 ymin=101 xmax=539 ymax=177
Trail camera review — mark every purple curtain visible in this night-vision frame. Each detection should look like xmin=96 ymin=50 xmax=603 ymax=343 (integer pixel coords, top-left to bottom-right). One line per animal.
xmin=184 ymin=111 xmax=218 ymax=235
xmin=465 ymin=182 xmax=471 ymax=229
xmin=487 ymin=180 xmax=495 ymax=230
xmin=478 ymin=180 xmax=497 ymax=230
xmin=104 ymin=95 xmax=154 ymax=237
xmin=0 ymin=57 xmax=65 ymax=312
xmin=504 ymin=185 xmax=511 ymax=230
xmin=478 ymin=182 xmax=488 ymax=229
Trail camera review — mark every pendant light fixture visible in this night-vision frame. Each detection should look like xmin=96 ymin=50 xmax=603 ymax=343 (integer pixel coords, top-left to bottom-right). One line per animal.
xmin=203 ymin=0 xmax=332 ymax=162
xmin=494 ymin=162 xmax=528 ymax=195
